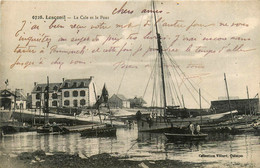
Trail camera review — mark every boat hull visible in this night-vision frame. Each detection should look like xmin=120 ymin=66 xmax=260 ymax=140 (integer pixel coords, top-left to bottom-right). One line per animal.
xmin=1 ymin=125 xmax=33 ymax=134
xmin=80 ymin=127 xmax=116 ymax=137
xmin=36 ymin=125 xmax=67 ymax=134
xmin=136 ymin=110 xmax=239 ymax=132
xmin=164 ymin=133 xmax=208 ymax=141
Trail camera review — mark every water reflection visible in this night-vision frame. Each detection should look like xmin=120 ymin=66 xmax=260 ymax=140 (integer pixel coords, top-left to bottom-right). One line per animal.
xmin=0 ymin=127 xmax=259 ymax=165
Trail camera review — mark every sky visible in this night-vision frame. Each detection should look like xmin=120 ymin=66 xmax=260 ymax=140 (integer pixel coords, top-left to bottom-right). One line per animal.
xmin=1 ymin=0 xmax=260 ymax=108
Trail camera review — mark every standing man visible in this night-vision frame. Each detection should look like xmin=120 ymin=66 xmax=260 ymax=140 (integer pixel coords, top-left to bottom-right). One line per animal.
xmin=196 ymin=123 xmax=201 ymax=134
xmin=189 ymin=122 xmax=195 ymax=135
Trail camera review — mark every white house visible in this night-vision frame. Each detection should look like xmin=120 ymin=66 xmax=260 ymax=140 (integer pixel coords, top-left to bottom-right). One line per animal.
xmin=60 ymin=77 xmax=97 ymax=107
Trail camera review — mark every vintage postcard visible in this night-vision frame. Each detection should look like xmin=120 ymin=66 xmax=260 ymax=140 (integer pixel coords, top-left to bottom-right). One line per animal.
xmin=0 ymin=0 xmax=259 ymax=168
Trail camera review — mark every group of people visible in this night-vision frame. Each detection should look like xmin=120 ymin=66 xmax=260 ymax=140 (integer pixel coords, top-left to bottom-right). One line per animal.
xmin=188 ymin=122 xmax=200 ymax=135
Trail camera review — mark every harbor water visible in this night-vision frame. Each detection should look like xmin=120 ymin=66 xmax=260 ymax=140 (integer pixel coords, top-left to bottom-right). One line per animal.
xmin=0 ymin=126 xmax=259 ymax=166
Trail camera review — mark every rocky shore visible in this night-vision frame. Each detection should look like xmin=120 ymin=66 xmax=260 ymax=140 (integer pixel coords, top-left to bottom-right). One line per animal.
xmin=0 ymin=150 xmax=255 ymax=168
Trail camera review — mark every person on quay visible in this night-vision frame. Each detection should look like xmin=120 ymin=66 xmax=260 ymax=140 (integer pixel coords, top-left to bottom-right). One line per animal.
xmin=188 ymin=122 xmax=195 ymax=135
xmin=196 ymin=123 xmax=201 ymax=134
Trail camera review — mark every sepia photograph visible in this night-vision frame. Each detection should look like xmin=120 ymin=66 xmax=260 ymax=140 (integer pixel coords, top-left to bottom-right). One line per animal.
xmin=0 ymin=0 xmax=259 ymax=167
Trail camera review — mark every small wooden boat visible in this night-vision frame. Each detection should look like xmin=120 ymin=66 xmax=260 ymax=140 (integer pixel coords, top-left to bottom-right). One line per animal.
xmin=80 ymin=125 xmax=116 ymax=137
xmin=37 ymin=125 xmax=68 ymax=135
xmin=1 ymin=125 xmax=33 ymax=134
xmin=164 ymin=133 xmax=208 ymax=141
xmin=80 ymin=84 xmax=117 ymax=138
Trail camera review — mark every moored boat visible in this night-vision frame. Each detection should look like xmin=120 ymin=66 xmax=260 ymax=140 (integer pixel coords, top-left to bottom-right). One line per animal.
xmin=136 ymin=110 xmax=238 ymax=132
xmin=36 ymin=124 xmax=68 ymax=134
xmin=80 ymin=125 xmax=116 ymax=137
xmin=80 ymin=84 xmax=117 ymax=138
xmin=132 ymin=1 xmax=242 ymax=133
xmin=164 ymin=133 xmax=208 ymax=141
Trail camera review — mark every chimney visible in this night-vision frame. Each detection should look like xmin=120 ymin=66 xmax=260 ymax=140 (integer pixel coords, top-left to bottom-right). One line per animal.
xmin=34 ymin=82 xmax=37 ymax=86
xmin=62 ymin=78 xmax=65 ymax=82
xmin=90 ymin=76 xmax=94 ymax=80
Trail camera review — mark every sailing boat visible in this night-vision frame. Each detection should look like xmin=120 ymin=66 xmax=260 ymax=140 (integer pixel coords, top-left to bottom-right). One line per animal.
xmin=136 ymin=1 xmax=237 ymax=133
xmin=36 ymin=76 xmax=66 ymax=134
xmin=80 ymin=84 xmax=117 ymax=137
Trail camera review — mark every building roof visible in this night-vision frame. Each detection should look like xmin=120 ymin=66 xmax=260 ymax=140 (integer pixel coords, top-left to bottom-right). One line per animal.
xmin=109 ymin=94 xmax=129 ymax=101
xmin=60 ymin=77 xmax=93 ymax=89
xmin=32 ymin=83 xmax=62 ymax=93
xmin=0 ymin=89 xmax=27 ymax=101
xmin=0 ymin=89 xmax=16 ymax=97
xmin=129 ymin=97 xmax=147 ymax=104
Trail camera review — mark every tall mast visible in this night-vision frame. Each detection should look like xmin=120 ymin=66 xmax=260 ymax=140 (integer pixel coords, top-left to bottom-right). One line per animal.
xmin=14 ymin=89 xmax=16 ymax=124
xmin=199 ymin=88 xmax=202 ymax=124
xmin=246 ymin=86 xmax=252 ymax=115
xmin=44 ymin=76 xmax=49 ymax=124
xmin=152 ymin=1 xmax=167 ymax=116
xmin=224 ymin=73 xmax=234 ymax=123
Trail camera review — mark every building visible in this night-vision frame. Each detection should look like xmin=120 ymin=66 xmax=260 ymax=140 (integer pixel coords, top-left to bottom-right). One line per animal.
xmin=0 ymin=89 xmax=16 ymax=110
xmin=0 ymin=89 xmax=28 ymax=110
xmin=60 ymin=77 xmax=96 ymax=107
xmin=31 ymin=82 xmax=62 ymax=109
xmin=211 ymin=98 xmax=259 ymax=115
xmin=14 ymin=89 xmax=27 ymax=109
xmin=129 ymin=97 xmax=147 ymax=108
xmin=108 ymin=94 xmax=130 ymax=108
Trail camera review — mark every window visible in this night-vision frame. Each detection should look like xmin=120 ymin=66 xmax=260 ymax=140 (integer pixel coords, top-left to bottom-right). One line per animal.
xmin=52 ymin=101 xmax=57 ymax=106
xmin=79 ymin=82 xmax=84 ymax=87
xmin=53 ymin=85 xmax=58 ymax=91
xmin=64 ymin=100 xmax=70 ymax=106
xmin=80 ymin=99 xmax=86 ymax=106
xmin=64 ymin=91 xmax=69 ymax=97
xmin=36 ymin=101 xmax=41 ymax=108
xmin=52 ymin=93 xmax=58 ymax=99
xmin=80 ymin=90 xmax=85 ymax=97
xmin=73 ymin=91 xmax=78 ymax=97
xmin=73 ymin=100 xmax=78 ymax=107
xmin=64 ymin=83 xmax=69 ymax=88
xmin=72 ymin=82 xmax=77 ymax=88
xmin=36 ymin=86 xmax=41 ymax=91
xmin=36 ymin=93 xmax=41 ymax=100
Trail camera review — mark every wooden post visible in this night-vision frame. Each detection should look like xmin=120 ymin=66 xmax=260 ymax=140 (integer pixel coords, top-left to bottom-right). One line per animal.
xmin=224 ymin=73 xmax=234 ymax=123
xmin=20 ymin=104 xmax=22 ymax=125
xmin=199 ymin=89 xmax=202 ymax=125
xmin=39 ymin=92 xmax=42 ymax=125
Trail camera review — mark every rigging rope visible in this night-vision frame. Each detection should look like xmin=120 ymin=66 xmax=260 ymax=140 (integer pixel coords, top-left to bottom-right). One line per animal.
xmin=142 ymin=0 xmax=212 ymax=109
xmin=164 ymin=55 xmax=184 ymax=107
xmin=168 ymin=55 xmax=210 ymax=105
xmin=163 ymin=52 xmax=200 ymax=106
xmin=143 ymin=56 xmax=158 ymax=99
